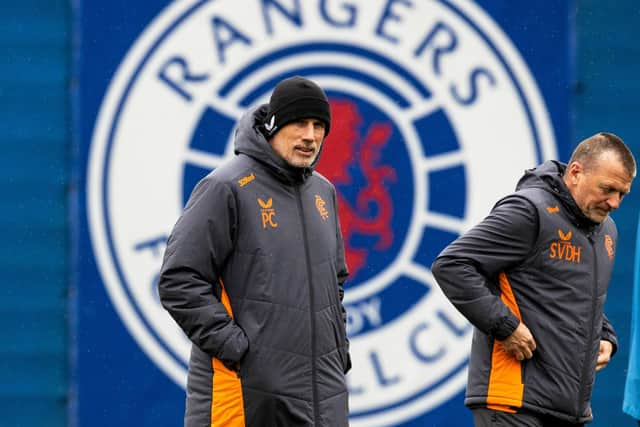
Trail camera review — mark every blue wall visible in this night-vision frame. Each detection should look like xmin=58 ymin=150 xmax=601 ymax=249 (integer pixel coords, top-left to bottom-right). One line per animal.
xmin=0 ymin=0 xmax=70 ymax=426
xmin=0 ymin=1 xmax=638 ymax=426
xmin=575 ymin=2 xmax=640 ymax=426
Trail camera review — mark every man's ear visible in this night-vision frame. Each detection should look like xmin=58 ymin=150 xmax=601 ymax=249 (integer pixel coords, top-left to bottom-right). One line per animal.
xmin=565 ymin=161 xmax=583 ymax=186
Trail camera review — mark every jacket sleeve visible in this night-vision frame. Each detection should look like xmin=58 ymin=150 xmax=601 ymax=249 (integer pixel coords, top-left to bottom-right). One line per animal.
xmin=431 ymin=195 xmax=538 ymax=340
xmin=158 ymin=176 xmax=248 ymax=368
xmin=601 ymin=313 xmax=618 ymax=356
xmin=334 ymin=188 xmax=351 ymax=373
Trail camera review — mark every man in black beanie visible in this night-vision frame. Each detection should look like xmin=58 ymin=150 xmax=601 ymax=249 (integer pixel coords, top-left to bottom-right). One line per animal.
xmin=262 ymin=75 xmax=331 ymax=168
xmin=158 ymin=76 xmax=351 ymax=427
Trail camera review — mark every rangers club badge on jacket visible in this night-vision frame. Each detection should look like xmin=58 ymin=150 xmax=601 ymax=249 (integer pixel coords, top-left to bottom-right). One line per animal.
xmin=88 ymin=1 xmax=557 ymax=425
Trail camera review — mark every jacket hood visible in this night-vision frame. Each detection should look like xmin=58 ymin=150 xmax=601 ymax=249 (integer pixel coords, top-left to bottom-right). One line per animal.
xmin=516 ymin=160 xmax=600 ymax=230
xmin=233 ymin=104 xmax=320 ymax=184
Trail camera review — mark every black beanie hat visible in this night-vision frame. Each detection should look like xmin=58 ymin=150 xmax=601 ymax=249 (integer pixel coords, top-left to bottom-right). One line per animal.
xmin=263 ymin=76 xmax=331 ymax=138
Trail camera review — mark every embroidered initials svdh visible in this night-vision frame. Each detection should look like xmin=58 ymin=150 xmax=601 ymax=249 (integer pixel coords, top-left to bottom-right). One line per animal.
xmin=549 ymin=229 xmax=581 ymax=263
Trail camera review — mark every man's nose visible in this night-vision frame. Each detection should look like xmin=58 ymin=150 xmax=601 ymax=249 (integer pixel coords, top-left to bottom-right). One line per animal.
xmin=607 ymin=194 xmax=622 ymax=210
xmin=302 ymin=122 xmax=315 ymax=139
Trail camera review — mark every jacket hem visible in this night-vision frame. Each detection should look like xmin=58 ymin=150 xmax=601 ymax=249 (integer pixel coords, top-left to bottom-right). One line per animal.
xmin=465 ymin=396 xmax=594 ymax=424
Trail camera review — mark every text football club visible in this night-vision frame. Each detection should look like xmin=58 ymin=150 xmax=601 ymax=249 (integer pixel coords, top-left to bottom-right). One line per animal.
xmin=88 ymin=1 xmax=557 ymax=425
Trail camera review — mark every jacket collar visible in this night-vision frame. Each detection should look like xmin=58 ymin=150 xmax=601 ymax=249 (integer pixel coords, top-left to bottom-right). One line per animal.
xmin=233 ymin=104 xmax=316 ymax=185
xmin=516 ymin=160 xmax=601 ymax=232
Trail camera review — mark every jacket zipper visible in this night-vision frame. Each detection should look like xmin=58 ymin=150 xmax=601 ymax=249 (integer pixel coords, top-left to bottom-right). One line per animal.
xmin=295 ymin=186 xmax=320 ymax=425
xmin=576 ymin=235 xmax=598 ymax=422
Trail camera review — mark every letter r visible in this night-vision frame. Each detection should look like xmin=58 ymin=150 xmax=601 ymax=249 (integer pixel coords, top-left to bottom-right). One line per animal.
xmin=157 ymin=56 xmax=210 ymax=102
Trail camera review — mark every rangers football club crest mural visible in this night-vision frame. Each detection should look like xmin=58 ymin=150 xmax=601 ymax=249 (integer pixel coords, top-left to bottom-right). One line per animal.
xmin=76 ymin=1 xmax=571 ymax=425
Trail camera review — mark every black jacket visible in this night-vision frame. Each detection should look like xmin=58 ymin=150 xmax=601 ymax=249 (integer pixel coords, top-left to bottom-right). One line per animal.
xmin=432 ymin=161 xmax=617 ymax=423
xmin=159 ymin=105 xmax=350 ymax=426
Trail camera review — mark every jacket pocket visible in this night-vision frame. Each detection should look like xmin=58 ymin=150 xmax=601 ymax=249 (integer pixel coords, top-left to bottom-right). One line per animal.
xmin=330 ymin=320 xmax=349 ymax=373
xmin=237 ymin=345 xmax=258 ymax=379
xmin=329 ymin=301 xmax=350 ymax=373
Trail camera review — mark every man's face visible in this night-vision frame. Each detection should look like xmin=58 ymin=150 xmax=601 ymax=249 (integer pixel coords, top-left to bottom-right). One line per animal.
xmin=565 ymin=152 xmax=633 ymax=223
xmin=270 ymin=118 xmax=326 ymax=168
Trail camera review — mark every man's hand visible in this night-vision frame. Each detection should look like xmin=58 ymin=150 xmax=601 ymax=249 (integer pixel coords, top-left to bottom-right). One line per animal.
xmin=595 ymin=340 xmax=613 ymax=372
xmin=500 ymin=322 xmax=537 ymax=361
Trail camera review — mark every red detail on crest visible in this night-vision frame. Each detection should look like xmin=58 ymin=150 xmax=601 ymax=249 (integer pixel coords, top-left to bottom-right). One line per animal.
xmin=317 ymin=100 xmax=396 ymax=278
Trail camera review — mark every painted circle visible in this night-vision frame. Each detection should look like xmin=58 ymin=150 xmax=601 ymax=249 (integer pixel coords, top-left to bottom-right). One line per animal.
xmin=88 ymin=1 xmax=557 ymax=425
